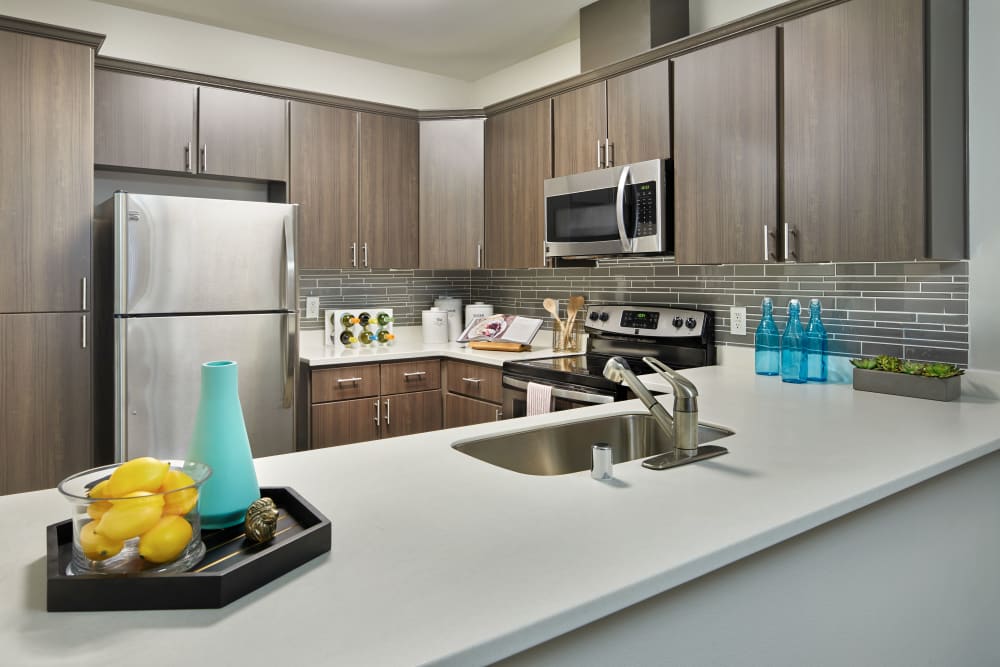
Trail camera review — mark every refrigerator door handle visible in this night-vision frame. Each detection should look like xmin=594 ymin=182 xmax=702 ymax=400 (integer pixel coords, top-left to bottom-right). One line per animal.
xmin=281 ymin=214 xmax=296 ymax=311
xmin=281 ymin=312 xmax=297 ymax=409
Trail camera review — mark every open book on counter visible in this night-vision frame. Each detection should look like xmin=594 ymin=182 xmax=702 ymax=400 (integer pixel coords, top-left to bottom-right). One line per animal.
xmin=457 ymin=314 xmax=543 ymax=345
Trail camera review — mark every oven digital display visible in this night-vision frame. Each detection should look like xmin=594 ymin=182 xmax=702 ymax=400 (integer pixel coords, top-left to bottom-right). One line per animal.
xmin=620 ymin=310 xmax=660 ymax=329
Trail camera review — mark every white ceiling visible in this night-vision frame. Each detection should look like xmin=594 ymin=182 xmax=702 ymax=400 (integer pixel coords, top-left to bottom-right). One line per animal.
xmin=93 ymin=0 xmax=592 ymax=81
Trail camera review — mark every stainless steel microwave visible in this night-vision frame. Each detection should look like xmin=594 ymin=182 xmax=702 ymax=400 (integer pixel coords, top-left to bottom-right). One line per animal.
xmin=544 ymin=158 xmax=672 ymax=259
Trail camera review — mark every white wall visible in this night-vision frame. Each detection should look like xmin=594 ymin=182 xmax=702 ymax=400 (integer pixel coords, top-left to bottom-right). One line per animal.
xmin=689 ymin=0 xmax=785 ymax=33
xmin=968 ymin=0 xmax=1000 ymax=371
xmin=0 ymin=0 xmax=471 ymax=109
xmin=470 ymin=39 xmax=581 ymax=108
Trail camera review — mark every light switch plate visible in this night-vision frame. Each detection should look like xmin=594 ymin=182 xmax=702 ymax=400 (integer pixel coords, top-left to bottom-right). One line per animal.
xmin=730 ymin=306 xmax=747 ymax=336
xmin=306 ymin=297 xmax=320 ymax=319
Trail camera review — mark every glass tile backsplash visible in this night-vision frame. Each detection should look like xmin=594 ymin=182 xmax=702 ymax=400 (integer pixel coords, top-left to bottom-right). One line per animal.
xmin=299 ymin=257 xmax=969 ymax=365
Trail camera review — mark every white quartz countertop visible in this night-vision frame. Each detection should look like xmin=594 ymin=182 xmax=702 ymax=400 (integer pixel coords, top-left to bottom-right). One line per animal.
xmin=299 ymin=326 xmax=583 ymax=367
xmin=4 ymin=365 xmax=1000 ymax=666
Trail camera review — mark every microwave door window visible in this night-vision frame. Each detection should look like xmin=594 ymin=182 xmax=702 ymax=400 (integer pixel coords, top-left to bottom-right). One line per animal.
xmin=546 ymin=189 xmax=620 ymax=242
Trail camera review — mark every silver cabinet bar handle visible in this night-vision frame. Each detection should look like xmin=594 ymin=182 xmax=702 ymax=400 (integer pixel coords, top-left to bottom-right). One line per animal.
xmin=764 ymin=225 xmax=770 ymax=262
xmin=337 ymin=377 xmax=364 ymax=384
xmin=605 ymin=138 xmax=613 ymax=167
xmin=81 ymin=314 xmax=87 ymax=349
xmin=461 ymin=377 xmax=483 ymax=383
xmin=476 ymin=243 xmax=482 ymax=268
xmin=184 ymin=142 xmax=192 ymax=173
xmin=350 ymin=242 xmax=357 ymax=267
xmin=495 ymin=408 xmax=502 ymax=421
xmin=596 ymin=139 xmax=602 ymax=169
xmin=362 ymin=242 xmax=369 ymax=267
xmin=374 ymin=399 xmax=380 ymax=425
xmin=403 ymin=371 xmax=427 ymax=378
xmin=384 ymin=398 xmax=390 ymax=425
xmin=81 ymin=277 xmax=87 ymax=311
xmin=200 ymin=144 xmax=207 ymax=172
xmin=784 ymin=223 xmax=789 ymax=261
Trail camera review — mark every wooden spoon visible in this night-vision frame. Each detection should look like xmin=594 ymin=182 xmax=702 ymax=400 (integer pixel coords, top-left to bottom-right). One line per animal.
xmin=542 ymin=298 xmax=564 ymax=340
xmin=561 ymin=295 xmax=585 ymax=349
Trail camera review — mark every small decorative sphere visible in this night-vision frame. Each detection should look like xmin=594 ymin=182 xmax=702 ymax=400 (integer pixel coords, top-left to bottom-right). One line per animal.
xmin=244 ymin=497 xmax=279 ymax=543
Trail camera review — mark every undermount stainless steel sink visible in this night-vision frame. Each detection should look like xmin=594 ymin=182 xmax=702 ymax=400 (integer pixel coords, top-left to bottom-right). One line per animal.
xmin=451 ymin=413 xmax=734 ymax=476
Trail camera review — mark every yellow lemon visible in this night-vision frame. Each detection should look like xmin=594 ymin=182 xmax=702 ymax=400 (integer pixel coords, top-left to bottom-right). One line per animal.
xmin=96 ymin=500 xmax=163 ymax=541
xmin=159 ymin=470 xmax=199 ymax=516
xmin=110 ymin=490 xmax=165 ymax=510
xmin=86 ymin=479 xmax=114 ymax=521
xmin=138 ymin=515 xmax=193 ymax=564
xmin=106 ymin=457 xmax=170 ymax=496
xmin=79 ymin=521 xmax=123 ymax=561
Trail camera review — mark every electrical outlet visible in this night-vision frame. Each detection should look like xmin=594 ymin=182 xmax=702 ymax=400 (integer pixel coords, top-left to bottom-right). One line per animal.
xmin=730 ymin=306 xmax=747 ymax=336
xmin=306 ymin=297 xmax=320 ymax=319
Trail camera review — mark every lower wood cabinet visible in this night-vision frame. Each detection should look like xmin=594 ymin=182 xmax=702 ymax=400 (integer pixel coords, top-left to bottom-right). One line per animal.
xmin=0 ymin=313 xmax=92 ymax=495
xmin=309 ymin=359 xmax=442 ymax=449
xmin=443 ymin=360 xmax=503 ymax=429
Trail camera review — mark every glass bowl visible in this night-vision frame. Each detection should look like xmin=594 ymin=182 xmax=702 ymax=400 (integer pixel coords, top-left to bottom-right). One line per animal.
xmin=57 ymin=460 xmax=212 ymax=576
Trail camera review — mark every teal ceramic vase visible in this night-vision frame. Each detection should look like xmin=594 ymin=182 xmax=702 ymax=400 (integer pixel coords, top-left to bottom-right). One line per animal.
xmin=187 ymin=360 xmax=260 ymax=529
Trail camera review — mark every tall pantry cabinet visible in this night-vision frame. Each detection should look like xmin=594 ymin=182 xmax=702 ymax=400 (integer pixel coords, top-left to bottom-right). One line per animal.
xmin=0 ymin=23 xmax=99 ymax=494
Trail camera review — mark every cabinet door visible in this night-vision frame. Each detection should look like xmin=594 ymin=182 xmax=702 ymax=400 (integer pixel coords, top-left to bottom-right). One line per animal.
xmin=310 ymin=397 xmax=379 ymax=449
xmin=484 ymin=100 xmax=551 ymax=268
xmin=0 ymin=32 xmax=92 ymax=313
xmin=311 ymin=364 xmax=380 ymax=403
xmin=0 ymin=313 xmax=92 ymax=495
xmin=291 ymin=102 xmax=359 ymax=269
xmin=606 ymin=59 xmax=671 ymax=165
xmin=445 ymin=360 xmax=502 ymax=404
xmin=95 ymin=70 xmax=197 ymax=173
xmin=419 ymin=119 xmax=485 ymax=269
xmin=673 ymin=28 xmax=778 ymax=264
xmin=197 ymin=87 xmax=289 ymax=181
xmin=380 ymin=360 xmax=441 ymax=396
xmin=445 ymin=394 xmax=502 ymax=429
xmin=553 ymin=80 xmax=607 ymax=177
xmin=359 ymin=112 xmax=419 ymax=268
xmin=783 ymin=0 xmax=924 ymax=262
xmin=381 ymin=391 xmax=442 ymax=439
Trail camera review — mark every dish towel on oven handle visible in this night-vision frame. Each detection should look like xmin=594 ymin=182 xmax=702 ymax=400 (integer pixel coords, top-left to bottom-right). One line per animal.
xmin=526 ymin=382 xmax=553 ymax=416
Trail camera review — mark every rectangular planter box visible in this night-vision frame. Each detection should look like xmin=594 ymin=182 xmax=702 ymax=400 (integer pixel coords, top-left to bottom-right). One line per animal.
xmin=853 ymin=368 xmax=961 ymax=402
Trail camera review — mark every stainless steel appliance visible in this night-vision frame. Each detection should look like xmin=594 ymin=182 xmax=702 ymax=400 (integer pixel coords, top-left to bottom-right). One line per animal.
xmin=544 ymin=159 xmax=672 ymax=259
xmin=502 ymin=304 xmax=714 ymax=418
xmin=94 ymin=193 xmax=298 ymax=461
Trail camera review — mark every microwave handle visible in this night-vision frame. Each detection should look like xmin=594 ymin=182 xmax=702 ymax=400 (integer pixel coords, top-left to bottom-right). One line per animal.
xmin=614 ymin=165 xmax=633 ymax=252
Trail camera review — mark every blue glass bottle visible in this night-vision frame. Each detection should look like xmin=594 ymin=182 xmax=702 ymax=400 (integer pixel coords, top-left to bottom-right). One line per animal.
xmin=780 ymin=299 xmax=807 ymax=384
xmin=754 ymin=297 xmax=780 ymax=376
xmin=804 ymin=298 xmax=829 ymax=382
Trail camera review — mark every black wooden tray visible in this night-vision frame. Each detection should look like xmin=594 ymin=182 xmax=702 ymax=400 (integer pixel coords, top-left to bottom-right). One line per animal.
xmin=46 ymin=486 xmax=331 ymax=612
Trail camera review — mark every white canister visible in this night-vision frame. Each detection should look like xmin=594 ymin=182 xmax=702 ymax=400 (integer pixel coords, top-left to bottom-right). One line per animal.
xmin=434 ymin=296 xmax=463 ymax=341
xmin=421 ymin=307 xmax=450 ymax=344
xmin=465 ymin=302 xmax=494 ymax=328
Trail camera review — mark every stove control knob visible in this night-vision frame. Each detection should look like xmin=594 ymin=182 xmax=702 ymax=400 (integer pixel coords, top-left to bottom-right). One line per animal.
xmin=671 ymin=316 xmax=684 ymax=328
xmin=685 ymin=317 xmax=698 ymax=330
xmin=588 ymin=311 xmax=599 ymax=321
xmin=599 ymin=312 xmax=610 ymax=322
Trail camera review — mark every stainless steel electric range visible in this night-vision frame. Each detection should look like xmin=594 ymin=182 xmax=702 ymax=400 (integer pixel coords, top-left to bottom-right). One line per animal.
xmin=501 ymin=304 xmax=716 ymax=419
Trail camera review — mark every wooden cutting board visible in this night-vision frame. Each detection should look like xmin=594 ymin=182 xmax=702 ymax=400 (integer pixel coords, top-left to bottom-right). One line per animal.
xmin=469 ymin=341 xmax=531 ymax=352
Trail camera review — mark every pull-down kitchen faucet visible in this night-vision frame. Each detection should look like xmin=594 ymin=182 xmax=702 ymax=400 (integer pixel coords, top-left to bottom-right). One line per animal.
xmin=603 ymin=356 xmax=727 ymax=469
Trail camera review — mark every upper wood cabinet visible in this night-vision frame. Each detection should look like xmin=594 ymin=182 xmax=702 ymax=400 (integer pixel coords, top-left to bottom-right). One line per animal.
xmin=1 ymin=313 xmax=92 ymax=495
xmin=290 ymin=102 xmax=359 ymax=269
xmin=553 ymin=59 xmax=671 ymax=177
xmin=95 ymin=70 xmax=288 ymax=182
xmin=0 ymin=31 xmax=93 ymax=313
xmin=359 ymin=112 xmax=419 ymax=269
xmin=673 ymin=28 xmax=778 ymax=265
xmin=782 ymin=0 xmax=963 ymax=262
xmin=419 ymin=119 xmax=485 ymax=269
xmin=95 ymin=70 xmax=196 ymax=173
xmin=198 ymin=87 xmax=288 ymax=181
xmin=484 ymin=99 xmax=551 ymax=268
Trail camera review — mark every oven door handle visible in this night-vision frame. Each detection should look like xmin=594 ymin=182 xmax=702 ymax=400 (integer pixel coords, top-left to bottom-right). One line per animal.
xmin=614 ymin=164 xmax=632 ymax=252
xmin=503 ymin=377 xmax=616 ymax=405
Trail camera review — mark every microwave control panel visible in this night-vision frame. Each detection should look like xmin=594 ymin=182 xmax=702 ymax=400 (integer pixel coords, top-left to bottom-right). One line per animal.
xmin=633 ymin=181 xmax=657 ymax=237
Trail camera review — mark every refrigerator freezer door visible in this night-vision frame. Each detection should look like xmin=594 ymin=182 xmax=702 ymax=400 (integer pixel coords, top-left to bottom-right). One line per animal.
xmin=117 ymin=313 xmax=296 ymax=460
xmin=115 ymin=193 xmax=297 ymax=315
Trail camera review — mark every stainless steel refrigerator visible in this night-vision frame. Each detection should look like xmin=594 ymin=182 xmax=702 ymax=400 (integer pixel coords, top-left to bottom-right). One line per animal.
xmin=94 ymin=193 xmax=298 ymax=462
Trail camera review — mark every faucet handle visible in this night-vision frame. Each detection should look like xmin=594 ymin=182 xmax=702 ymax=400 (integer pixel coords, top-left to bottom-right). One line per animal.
xmin=642 ymin=357 xmax=698 ymax=402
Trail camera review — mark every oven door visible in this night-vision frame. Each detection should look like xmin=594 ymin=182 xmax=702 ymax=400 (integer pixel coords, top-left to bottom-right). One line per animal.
xmin=502 ymin=375 xmax=616 ymax=419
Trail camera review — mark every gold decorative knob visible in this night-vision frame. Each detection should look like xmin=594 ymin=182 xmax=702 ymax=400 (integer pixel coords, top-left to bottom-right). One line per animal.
xmin=244 ymin=497 xmax=279 ymax=543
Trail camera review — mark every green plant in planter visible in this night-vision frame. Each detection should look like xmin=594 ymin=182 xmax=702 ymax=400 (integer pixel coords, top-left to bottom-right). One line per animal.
xmin=850 ymin=355 xmax=964 ymax=378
